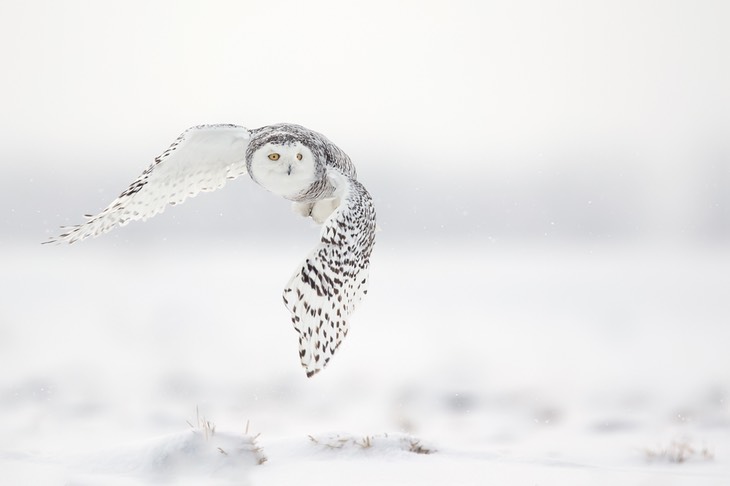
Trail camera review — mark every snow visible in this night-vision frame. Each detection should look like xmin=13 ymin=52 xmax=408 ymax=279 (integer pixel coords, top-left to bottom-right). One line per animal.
xmin=1 ymin=241 xmax=728 ymax=485
xmin=1 ymin=0 xmax=728 ymax=483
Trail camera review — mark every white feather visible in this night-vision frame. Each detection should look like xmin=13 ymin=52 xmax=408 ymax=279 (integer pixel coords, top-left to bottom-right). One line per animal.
xmin=46 ymin=125 xmax=250 ymax=244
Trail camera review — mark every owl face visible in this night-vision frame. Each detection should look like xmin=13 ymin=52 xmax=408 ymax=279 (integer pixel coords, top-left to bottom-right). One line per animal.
xmin=248 ymin=142 xmax=317 ymax=199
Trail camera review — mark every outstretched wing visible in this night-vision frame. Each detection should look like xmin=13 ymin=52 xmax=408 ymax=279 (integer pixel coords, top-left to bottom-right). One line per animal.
xmin=45 ymin=124 xmax=251 ymax=244
xmin=282 ymin=171 xmax=377 ymax=377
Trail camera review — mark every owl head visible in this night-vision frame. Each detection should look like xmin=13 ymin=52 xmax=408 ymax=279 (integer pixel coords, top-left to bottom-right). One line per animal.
xmin=246 ymin=130 xmax=322 ymax=199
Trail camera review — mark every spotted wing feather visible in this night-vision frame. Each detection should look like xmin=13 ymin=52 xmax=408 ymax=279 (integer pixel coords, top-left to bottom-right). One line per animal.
xmin=45 ymin=124 xmax=251 ymax=244
xmin=282 ymin=171 xmax=376 ymax=377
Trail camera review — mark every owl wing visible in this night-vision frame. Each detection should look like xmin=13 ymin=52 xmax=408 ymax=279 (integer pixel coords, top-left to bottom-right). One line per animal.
xmin=45 ymin=124 xmax=251 ymax=244
xmin=282 ymin=171 xmax=377 ymax=377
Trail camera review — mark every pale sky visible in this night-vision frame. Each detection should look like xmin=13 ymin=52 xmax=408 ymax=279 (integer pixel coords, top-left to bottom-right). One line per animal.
xmin=1 ymin=0 xmax=728 ymax=241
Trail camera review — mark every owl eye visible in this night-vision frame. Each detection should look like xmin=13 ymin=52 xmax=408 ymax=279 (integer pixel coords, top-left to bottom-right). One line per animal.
xmin=296 ymin=153 xmax=303 ymax=161
xmin=268 ymin=153 xmax=280 ymax=161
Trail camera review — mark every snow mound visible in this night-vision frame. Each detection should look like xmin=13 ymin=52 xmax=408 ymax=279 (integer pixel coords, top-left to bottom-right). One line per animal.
xmin=307 ymin=432 xmax=435 ymax=456
xmin=61 ymin=431 xmax=434 ymax=485
xmin=70 ymin=427 xmax=265 ymax=483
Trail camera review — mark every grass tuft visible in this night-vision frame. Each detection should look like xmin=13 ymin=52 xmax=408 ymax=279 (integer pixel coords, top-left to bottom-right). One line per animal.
xmin=644 ymin=437 xmax=714 ymax=464
xmin=308 ymin=432 xmax=435 ymax=454
xmin=407 ymin=438 xmax=433 ymax=454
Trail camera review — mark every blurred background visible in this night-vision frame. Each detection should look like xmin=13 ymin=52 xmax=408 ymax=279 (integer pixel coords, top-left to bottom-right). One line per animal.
xmin=0 ymin=0 xmax=729 ymax=478
xmin=0 ymin=0 xmax=728 ymax=247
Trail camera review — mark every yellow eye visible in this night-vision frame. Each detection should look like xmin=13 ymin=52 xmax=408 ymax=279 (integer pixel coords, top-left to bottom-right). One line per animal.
xmin=296 ymin=153 xmax=303 ymax=161
xmin=268 ymin=153 xmax=280 ymax=161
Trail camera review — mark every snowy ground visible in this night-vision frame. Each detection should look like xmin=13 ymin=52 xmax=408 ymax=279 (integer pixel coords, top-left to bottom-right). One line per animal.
xmin=1 ymin=240 xmax=729 ymax=485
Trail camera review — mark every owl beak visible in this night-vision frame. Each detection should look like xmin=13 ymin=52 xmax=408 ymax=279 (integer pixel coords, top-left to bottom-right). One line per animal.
xmin=287 ymin=164 xmax=292 ymax=176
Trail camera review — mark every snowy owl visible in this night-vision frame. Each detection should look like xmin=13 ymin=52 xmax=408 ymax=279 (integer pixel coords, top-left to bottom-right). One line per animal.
xmin=46 ymin=123 xmax=376 ymax=378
